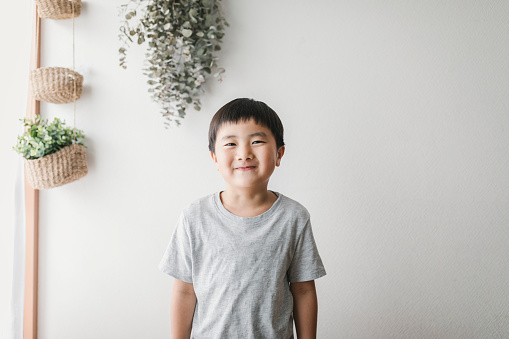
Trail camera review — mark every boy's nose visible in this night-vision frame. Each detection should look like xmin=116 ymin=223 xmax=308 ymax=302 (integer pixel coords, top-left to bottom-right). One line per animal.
xmin=236 ymin=146 xmax=253 ymax=160
xmin=237 ymin=153 xmax=253 ymax=160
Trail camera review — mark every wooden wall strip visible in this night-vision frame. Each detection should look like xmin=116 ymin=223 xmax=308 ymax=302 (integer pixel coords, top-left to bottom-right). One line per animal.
xmin=24 ymin=3 xmax=41 ymax=339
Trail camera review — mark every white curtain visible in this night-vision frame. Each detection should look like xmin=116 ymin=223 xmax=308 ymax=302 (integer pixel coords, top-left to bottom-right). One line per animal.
xmin=9 ymin=157 xmax=26 ymax=339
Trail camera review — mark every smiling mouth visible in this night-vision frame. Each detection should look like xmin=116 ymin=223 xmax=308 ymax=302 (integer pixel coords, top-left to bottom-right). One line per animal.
xmin=236 ymin=166 xmax=256 ymax=171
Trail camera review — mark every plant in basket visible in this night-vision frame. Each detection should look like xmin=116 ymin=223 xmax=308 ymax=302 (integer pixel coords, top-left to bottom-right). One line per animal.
xmin=13 ymin=116 xmax=88 ymax=189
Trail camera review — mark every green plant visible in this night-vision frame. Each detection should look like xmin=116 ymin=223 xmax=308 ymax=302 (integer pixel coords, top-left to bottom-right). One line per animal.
xmin=118 ymin=0 xmax=228 ymax=127
xmin=13 ymin=116 xmax=85 ymax=160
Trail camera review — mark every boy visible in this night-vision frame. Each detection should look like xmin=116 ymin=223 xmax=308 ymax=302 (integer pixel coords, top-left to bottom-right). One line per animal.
xmin=159 ymin=98 xmax=326 ymax=338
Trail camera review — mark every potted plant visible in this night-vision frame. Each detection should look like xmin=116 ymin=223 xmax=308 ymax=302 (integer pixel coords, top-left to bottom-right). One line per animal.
xmin=118 ymin=0 xmax=228 ymax=127
xmin=13 ymin=116 xmax=88 ymax=189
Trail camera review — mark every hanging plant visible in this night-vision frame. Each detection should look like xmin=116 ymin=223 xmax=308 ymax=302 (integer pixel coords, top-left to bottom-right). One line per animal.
xmin=118 ymin=0 xmax=228 ymax=127
xmin=13 ymin=116 xmax=88 ymax=189
xmin=14 ymin=116 xmax=85 ymax=160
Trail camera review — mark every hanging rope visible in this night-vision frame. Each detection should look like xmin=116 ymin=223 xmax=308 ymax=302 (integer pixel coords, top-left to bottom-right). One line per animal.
xmin=72 ymin=0 xmax=77 ymax=143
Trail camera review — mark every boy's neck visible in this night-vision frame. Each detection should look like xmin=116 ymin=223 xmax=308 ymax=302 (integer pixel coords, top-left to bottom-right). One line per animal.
xmin=220 ymin=188 xmax=278 ymax=218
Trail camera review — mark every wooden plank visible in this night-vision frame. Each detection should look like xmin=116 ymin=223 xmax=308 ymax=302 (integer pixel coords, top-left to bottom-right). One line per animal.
xmin=24 ymin=3 xmax=41 ymax=339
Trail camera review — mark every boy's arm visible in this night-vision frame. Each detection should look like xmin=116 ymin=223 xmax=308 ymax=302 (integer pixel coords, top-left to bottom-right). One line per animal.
xmin=171 ymin=279 xmax=197 ymax=339
xmin=290 ymin=280 xmax=318 ymax=339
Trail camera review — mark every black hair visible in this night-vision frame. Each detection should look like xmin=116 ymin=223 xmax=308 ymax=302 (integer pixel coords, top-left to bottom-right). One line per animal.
xmin=208 ymin=98 xmax=285 ymax=153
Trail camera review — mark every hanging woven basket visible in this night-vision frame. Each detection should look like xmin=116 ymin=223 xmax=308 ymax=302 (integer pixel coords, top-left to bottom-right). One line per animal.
xmin=25 ymin=144 xmax=88 ymax=190
xmin=30 ymin=67 xmax=83 ymax=104
xmin=36 ymin=0 xmax=81 ymax=19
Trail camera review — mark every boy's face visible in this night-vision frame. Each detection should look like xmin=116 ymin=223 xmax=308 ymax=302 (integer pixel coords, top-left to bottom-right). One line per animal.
xmin=211 ymin=118 xmax=285 ymax=191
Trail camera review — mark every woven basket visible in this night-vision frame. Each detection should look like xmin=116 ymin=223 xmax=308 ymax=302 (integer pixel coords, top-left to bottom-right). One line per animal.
xmin=36 ymin=0 xmax=81 ymax=19
xmin=25 ymin=144 xmax=88 ymax=190
xmin=30 ymin=67 xmax=83 ymax=104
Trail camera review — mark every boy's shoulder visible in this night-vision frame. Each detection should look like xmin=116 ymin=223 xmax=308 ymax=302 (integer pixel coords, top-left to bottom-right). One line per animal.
xmin=181 ymin=192 xmax=217 ymax=216
xmin=275 ymin=192 xmax=310 ymax=219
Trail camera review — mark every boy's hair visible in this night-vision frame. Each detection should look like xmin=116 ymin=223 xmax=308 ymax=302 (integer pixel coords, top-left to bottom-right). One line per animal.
xmin=208 ymin=98 xmax=285 ymax=153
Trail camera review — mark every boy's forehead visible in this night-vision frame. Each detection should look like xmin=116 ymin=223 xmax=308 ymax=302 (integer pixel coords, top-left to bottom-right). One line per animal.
xmin=216 ymin=119 xmax=271 ymax=137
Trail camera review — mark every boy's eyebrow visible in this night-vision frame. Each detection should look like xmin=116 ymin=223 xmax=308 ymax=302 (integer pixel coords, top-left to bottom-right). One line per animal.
xmin=220 ymin=132 xmax=267 ymax=141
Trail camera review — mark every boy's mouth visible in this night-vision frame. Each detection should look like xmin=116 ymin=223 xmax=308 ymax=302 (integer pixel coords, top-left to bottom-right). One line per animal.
xmin=235 ymin=166 xmax=256 ymax=171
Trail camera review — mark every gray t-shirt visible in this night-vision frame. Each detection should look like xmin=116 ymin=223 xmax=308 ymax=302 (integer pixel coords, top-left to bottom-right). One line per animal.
xmin=159 ymin=191 xmax=326 ymax=339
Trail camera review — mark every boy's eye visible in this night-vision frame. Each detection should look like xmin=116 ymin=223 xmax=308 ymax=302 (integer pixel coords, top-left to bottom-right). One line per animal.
xmin=224 ymin=143 xmax=236 ymax=147
xmin=252 ymin=140 xmax=265 ymax=144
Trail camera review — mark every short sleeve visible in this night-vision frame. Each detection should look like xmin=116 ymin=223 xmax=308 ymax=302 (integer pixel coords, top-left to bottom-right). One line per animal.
xmin=158 ymin=213 xmax=193 ymax=283
xmin=287 ymin=219 xmax=326 ymax=282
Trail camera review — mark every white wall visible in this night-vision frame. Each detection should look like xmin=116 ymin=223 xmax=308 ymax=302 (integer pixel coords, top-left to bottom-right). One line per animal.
xmin=0 ymin=1 xmax=32 ymax=338
xmin=2 ymin=0 xmax=509 ymax=338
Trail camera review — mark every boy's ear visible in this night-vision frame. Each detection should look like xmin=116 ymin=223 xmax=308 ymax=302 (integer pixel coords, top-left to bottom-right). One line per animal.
xmin=276 ymin=146 xmax=285 ymax=167
xmin=210 ymin=152 xmax=219 ymax=169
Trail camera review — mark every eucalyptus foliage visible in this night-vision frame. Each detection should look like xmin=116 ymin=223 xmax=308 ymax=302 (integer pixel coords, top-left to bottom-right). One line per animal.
xmin=13 ymin=116 xmax=85 ymax=160
xmin=118 ymin=0 xmax=228 ymax=127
